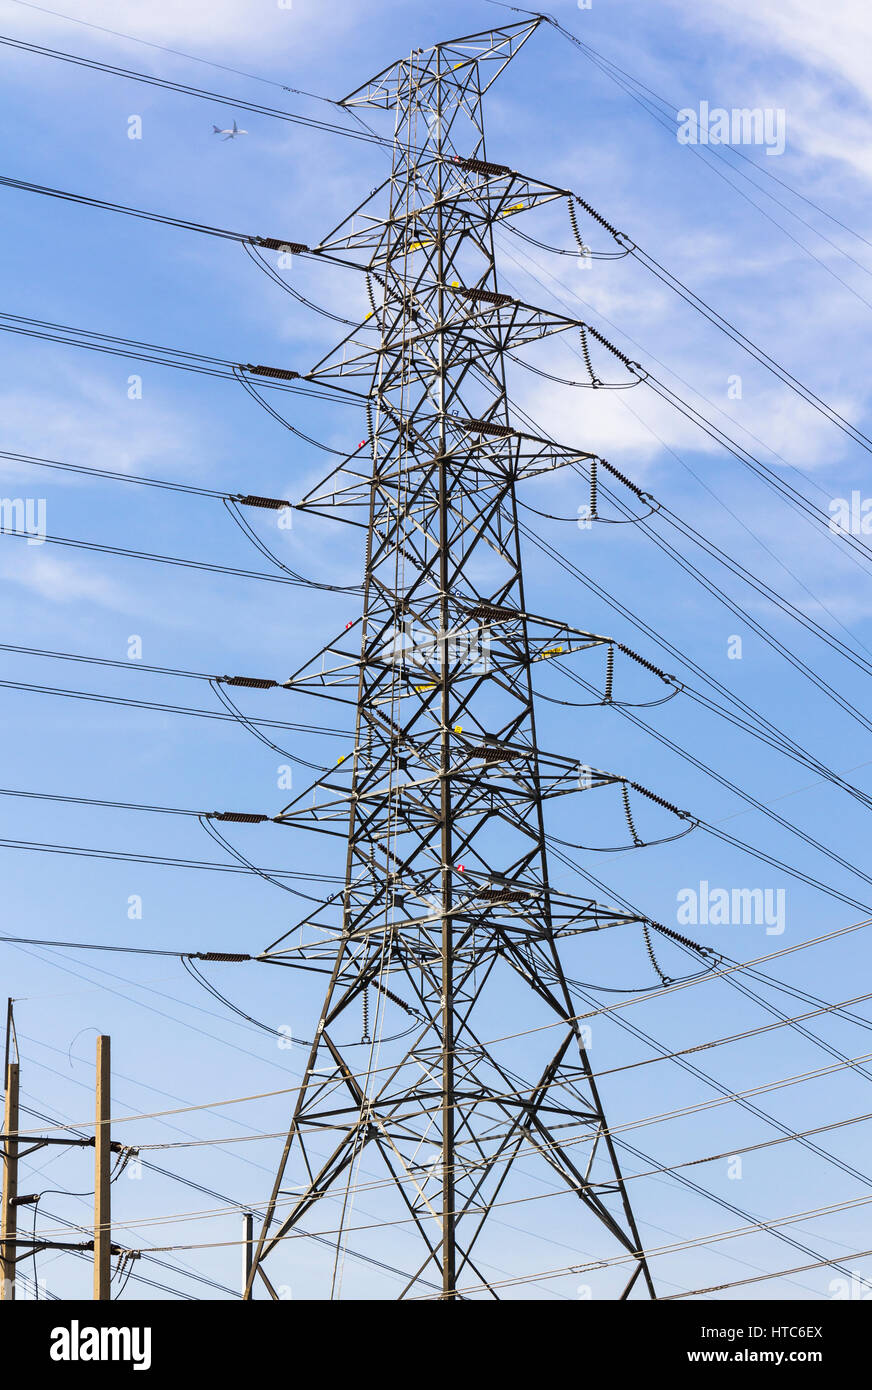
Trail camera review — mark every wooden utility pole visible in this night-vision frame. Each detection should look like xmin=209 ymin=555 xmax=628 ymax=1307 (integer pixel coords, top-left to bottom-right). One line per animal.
xmin=242 ymin=1211 xmax=253 ymax=1298
xmin=1 ymin=1056 xmax=19 ymax=1300
xmin=93 ymin=1034 xmax=111 ymax=1300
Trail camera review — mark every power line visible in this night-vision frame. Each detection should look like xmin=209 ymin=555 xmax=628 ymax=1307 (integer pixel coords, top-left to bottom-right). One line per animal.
xmin=6 ymin=8 xmax=870 ymax=1300
xmin=0 ymin=307 xmax=364 ymax=403
xmin=0 ymin=836 xmax=343 ymax=883
xmin=661 ymin=1247 xmax=872 ymax=1300
xmin=0 ymin=33 xmax=395 ymax=147
xmin=12 ymin=902 xmax=872 ymax=1287
xmin=0 ymin=675 xmax=351 ymax=734
xmin=425 ymin=1190 xmax=872 ymax=1299
xmin=0 ymin=524 xmax=360 ymax=592
xmin=535 ymin=4 xmax=872 ymax=257
xmin=5 ymin=0 xmax=331 ymax=99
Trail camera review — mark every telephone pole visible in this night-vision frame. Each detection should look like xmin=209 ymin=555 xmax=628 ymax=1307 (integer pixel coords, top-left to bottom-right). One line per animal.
xmin=1 ymin=1011 xmax=117 ymax=1301
xmin=246 ymin=19 xmax=656 ymax=1300
xmin=1 ymin=1002 xmax=19 ymax=1300
xmin=93 ymin=1034 xmax=111 ymax=1300
xmin=242 ymin=1212 xmax=254 ymax=1298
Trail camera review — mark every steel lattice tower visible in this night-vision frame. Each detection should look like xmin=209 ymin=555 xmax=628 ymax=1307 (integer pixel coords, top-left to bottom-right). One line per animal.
xmin=245 ymin=19 xmax=656 ymax=1301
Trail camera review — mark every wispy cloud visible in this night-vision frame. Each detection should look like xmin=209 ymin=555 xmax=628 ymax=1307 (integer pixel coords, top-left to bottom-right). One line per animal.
xmin=0 ymin=359 xmax=211 ymax=485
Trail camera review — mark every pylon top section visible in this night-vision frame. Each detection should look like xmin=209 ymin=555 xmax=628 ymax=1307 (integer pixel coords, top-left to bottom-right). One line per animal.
xmin=338 ymin=18 xmax=541 ymax=110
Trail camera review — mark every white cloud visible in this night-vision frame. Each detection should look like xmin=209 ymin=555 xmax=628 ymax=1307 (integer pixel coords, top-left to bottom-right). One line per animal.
xmin=0 ymin=546 xmax=129 ymax=605
xmin=657 ymin=0 xmax=872 ymax=187
xmin=676 ymin=0 xmax=872 ymax=102
xmin=0 ymin=361 xmax=209 ymax=486
xmin=0 ymin=0 xmax=395 ymax=65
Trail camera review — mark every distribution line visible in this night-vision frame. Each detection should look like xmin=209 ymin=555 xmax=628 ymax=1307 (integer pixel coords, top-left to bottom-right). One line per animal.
xmin=419 ymin=1190 xmax=872 ymax=1300
xmin=10 ymin=969 xmax=668 ymax=1301
xmin=16 ymin=1089 xmax=586 ymax=1300
xmin=133 ymin=1103 xmax=872 ymax=1186
xmin=28 ymin=1186 xmax=872 ymax=1276
xmin=13 ymin=950 xmax=870 ymax=1292
xmin=20 ymin=1116 xmax=438 ymax=1298
xmin=660 ymin=1249 xmax=872 ymax=1300
xmin=10 ymin=1028 xmax=872 ymax=1147
xmin=7 ymin=947 xmax=872 ymax=1115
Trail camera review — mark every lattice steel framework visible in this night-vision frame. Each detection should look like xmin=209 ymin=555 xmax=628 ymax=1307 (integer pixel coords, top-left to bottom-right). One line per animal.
xmin=245 ymin=19 xmax=656 ymax=1301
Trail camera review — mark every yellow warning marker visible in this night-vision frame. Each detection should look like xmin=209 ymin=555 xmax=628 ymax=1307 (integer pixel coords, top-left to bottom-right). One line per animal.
xmin=500 ymin=203 xmax=525 ymax=217
xmin=453 ymin=724 xmax=463 ymax=734
xmin=337 ymin=754 xmax=346 ymax=764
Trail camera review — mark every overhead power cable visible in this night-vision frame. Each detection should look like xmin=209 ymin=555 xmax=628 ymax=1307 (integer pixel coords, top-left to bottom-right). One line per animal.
xmin=8 ymin=165 xmax=872 ymax=569
xmin=5 ymin=0 xmax=331 ymax=99
xmin=7 ymin=434 xmax=872 ymax=824
xmin=516 ymin=516 xmax=872 ymax=813
xmin=469 ymin=284 xmax=872 ymax=694
xmin=0 ymin=675 xmax=351 ymax=734
xmin=10 ymin=426 xmax=872 ymax=816
xmin=537 ymin=6 xmax=872 ymax=259
xmin=661 ymin=1247 xmax=872 ymax=1300
xmin=522 ymin=4 xmax=872 ymax=322
xmin=389 ymin=322 xmax=872 ymax=771
xmin=432 ymin=1189 xmax=872 ymax=1299
xmin=0 ymin=444 xmax=233 ymax=497
xmin=0 ymin=33 xmax=395 ymax=147
xmin=0 ymin=524 xmax=361 ymax=593
xmin=18 ymin=1097 xmax=439 ymax=1296
xmin=0 ymin=171 xmax=264 ymax=244
xmin=0 ymin=172 xmax=366 ymax=276
xmin=498 ymin=361 xmax=872 ymax=762
xmin=0 ymin=836 xmax=343 ymax=882
xmin=0 ymin=307 xmax=363 ymax=404
xmin=554 ymin=659 xmax=872 ymax=907
xmin=0 ymin=932 xmax=244 ymax=958
xmin=0 ymin=639 xmax=215 ymax=680
xmin=497 ymin=250 xmax=872 ymax=703
xmin=6 ymin=66 xmax=872 ymax=485
xmin=18 ymin=0 xmax=871 ymax=277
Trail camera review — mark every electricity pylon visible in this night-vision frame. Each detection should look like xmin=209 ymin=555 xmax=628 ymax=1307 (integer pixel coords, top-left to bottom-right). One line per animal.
xmin=245 ymin=19 xmax=657 ymax=1301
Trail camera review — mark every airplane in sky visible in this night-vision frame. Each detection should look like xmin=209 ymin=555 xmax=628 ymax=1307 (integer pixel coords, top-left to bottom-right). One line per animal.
xmin=211 ymin=119 xmax=248 ymax=141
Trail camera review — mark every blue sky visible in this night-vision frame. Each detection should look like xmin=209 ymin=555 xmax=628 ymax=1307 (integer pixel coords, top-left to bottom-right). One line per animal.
xmin=2 ymin=0 xmax=872 ymax=1300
